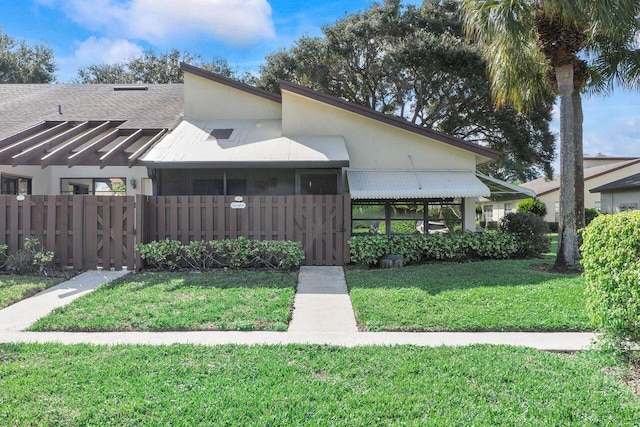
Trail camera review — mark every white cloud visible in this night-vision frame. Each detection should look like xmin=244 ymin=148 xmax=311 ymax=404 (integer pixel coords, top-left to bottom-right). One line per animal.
xmin=74 ymin=37 xmax=144 ymax=65
xmin=50 ymin=0 xmax=275 ymax=45
xmin=56 ymin=37 xmax=144 ymax=82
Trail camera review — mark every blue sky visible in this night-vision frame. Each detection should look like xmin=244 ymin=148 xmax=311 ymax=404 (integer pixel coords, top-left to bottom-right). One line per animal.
xmin=1 ymin=0 xmax=639 ymax=162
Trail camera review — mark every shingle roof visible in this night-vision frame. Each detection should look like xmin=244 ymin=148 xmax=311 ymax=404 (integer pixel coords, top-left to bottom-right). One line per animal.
xmin=0 ymin=84 xmax=183 ymax=140
xmin=590 ymin=172 xmax=640 ymax=193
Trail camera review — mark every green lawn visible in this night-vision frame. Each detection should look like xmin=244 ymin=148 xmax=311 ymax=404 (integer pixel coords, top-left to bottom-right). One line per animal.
xmin=0 ymin=275 xmax=64 ymax=309
xmin=346 ymin=251 xmax=589 ymax=332
xmin=29 ymin=270 xmax=297 ymax=332
xmin=1 ymin=343 xmax=637 ymax=425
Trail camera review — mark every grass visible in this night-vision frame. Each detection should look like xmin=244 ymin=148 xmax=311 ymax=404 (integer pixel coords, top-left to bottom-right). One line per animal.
xmin=0 ymin=275 xmax=64 ymax=309
xmin=346 ymin=234 xmax=590 ymax=331
xmin=1 ymin=343 xmax=638 ymax=425
xmin=29 ymin=270 xmax=297 ymax=332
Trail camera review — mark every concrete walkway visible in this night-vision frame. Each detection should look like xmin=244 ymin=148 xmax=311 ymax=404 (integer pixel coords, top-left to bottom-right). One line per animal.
xmin=0 ymin=267 xmax=597 ymax=351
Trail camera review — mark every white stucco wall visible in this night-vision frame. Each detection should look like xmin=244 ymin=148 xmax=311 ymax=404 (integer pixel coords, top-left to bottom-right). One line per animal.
xmin=281 ymin=91 xmax=481 ymax=230
xmin=184 ymin=73 xmax=282 ymax=121
xmin=281 ymin=91 xmax=478 ymax=171
xmin=0 ymin=165 xmax=150 ymax=195
xmin=599 ymin=190 xmax=640 ymax=213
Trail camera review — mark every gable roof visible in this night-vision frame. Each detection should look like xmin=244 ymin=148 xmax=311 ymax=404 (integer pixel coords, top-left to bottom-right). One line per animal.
xmin=180 ymin=62 xmax=282 ymax=104
xmin=278 ymin=80 xmax=501 ymax=164
xmin=0 ymin=84 xmax=183 ymax=168
xmin=590 ymin=172 xmax=640 ymax=193
xmin=521 ymin=158 xmax=640 ymax=196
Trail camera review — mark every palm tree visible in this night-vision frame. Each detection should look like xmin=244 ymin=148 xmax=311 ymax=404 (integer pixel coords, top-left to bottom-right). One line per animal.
xmin=461 ymin=0 xmax=640 ymax=271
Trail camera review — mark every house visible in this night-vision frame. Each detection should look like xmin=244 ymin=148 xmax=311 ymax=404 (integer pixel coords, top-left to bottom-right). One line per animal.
xmin=137 ymin=63 xmax=508 ymax=233
xmin=0 ymin=83 xmax=183 ymax=196
xmin=479 ymin=157 xmax=640 ymax=223
xmin=1 ymin=63 xmax=530 ymax=256
xmin=590 ymin=172 xmax=640 ymax=213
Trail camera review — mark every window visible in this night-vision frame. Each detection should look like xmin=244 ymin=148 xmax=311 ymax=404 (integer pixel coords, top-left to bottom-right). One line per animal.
xmin=209 ymin=129 xmax=233 ymax=140
xmin=554 ymin=201 xmax=560 ymax=222
xmin=595 ymin=201 xmax=601 ymax=211
xmin=0 ymin=174 xmax=32 ymax=195
xmin=61 ymin=178 xmax=126 ymax=195
xmin=296 ymin=170 xmax=339 ymax=195
xmin=504 ymin=203 xmax=513 ymax=213
xmin=352 ymin=199 xmax=463 ymax=235
xmin=192 ymin=178 xmax=246 ymax=195
xmin=619 ymin=203 xmax=637 ymax=212
xmin=193 ymin=179 xmax=223 ymax=195
xmin=483 ymin=205 xmax=493 ymax=222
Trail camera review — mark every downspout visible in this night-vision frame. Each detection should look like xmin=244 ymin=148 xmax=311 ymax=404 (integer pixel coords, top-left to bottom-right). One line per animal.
xmin=408 ymin=155 xmax=422 ymax=190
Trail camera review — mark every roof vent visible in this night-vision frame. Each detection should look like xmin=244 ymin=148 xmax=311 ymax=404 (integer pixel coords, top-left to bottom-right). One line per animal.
xmin=209 ymin=129 xmax=233 ymax=140
xmin=113 ymin=86 xmax=149 ymax=91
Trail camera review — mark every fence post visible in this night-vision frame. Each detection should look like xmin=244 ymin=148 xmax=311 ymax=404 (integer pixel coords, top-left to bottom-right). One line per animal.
xmin=135 ymin=194 xmax=146 ymax=270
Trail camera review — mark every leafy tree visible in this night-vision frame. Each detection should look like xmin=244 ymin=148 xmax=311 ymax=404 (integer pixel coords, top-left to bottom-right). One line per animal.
xmin=461 ymin=0 xmax=640 ymax=271
xmin=76 ymin=49 xmax=248 ymax=84
xmin=516 ymin=198 xmax=547 ymax=218
xmin=0 ymin=28 xmax=56 ymax=83
xmin=257 ymin=0 xmax=555 ymax=181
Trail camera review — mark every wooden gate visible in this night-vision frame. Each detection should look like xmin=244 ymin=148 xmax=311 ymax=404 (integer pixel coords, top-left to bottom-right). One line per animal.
xmin=0 ymin=195 xmax=136 ymax=270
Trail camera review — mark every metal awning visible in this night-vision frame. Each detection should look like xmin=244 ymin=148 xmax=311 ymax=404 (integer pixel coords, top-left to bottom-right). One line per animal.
xmin=140 ymin=119 xmax=350 ymax=168
xmin=346 ymin=169 xmax=490 ymax=199
xmin=476 ymin=172 xmax=536 ymax=201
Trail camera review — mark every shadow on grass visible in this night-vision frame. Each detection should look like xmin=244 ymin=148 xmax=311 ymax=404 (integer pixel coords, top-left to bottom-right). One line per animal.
xmin=345 ymin=257 xmax=580 ymax=296
xmin=100 ymin=270 xmax=297 ymax=293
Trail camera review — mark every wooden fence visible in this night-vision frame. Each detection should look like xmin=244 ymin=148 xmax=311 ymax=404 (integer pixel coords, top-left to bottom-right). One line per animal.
xmin=0 ymin=194 xmax=351 ymax=270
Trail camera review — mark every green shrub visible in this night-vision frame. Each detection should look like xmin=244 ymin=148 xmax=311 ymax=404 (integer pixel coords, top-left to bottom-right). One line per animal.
xmin=585 ymin=208 xmax=599 ymax=226
xmin=348 ymin=231 xmax=521 ymax=267
xmin=517 ymin=198 xmax=547 ymax=217
xmin=500 ymin=212 xmax=550 ymax=257
xmin=0 ymin=243 xmax=7 ymax=268
xmin=582 ymin=211 xmax=640 ymax=346
xmin=3 ymin=237 xmax=55 ymax=275
xmin=135 ymin=238 xmax=183 ymax=270
xmin=136 ymin=238 xmax=305 ymax=270
xmin=546 ymin=222 xmax=559 ymax=233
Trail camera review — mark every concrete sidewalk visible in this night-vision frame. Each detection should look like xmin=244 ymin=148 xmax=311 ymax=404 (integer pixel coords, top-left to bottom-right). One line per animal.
xmin=0 ymin=267 xmax=597 ymax=351
xmin=0 ymin=270 xmax=129 ymax=331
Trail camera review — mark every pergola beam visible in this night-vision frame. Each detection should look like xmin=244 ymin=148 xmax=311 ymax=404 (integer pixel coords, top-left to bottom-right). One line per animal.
xmin=40 ymin=121 xmax=116 ymax=168
xmin=67 ymin=129 xmax=120 ymax=168
xmin=127 ymin=129 xmax=166 ymax=167
xmin=0 ymin=121 xmax=69 ymax=162
xmin=0 ymin=121 xmax=55 ymax=150
xmin=12 ymin=121 xmax=90 ymax=166
xmin=99 ymin=129 xmax=143 ymax=169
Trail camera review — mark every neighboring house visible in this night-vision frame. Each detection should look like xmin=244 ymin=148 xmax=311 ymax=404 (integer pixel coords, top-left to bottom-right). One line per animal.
xmin=0 ymin=84 xmax=183 ymax=196
xmin=140 ymin=63 xmax=505 ymax=232
xmin=479 ymin=157 xmax=640 ymax=223
xmin=590 ymin=173 xmax=640 ymax=213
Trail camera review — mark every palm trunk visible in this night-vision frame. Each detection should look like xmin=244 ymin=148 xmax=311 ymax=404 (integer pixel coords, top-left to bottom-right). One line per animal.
xmin=573 ymin=91 xmax=585 ymax=233
xmin=554 ymin=63 xmax=580 ymax=271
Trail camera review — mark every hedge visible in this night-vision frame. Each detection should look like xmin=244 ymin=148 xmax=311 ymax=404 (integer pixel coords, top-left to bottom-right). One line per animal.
xmin=135 ymin=237 xmax=306 ymax=270
xmin=349 ymin=231 xmax=522 ymax=266
xmin=582 ymin=211 xmax=640 ymax=346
